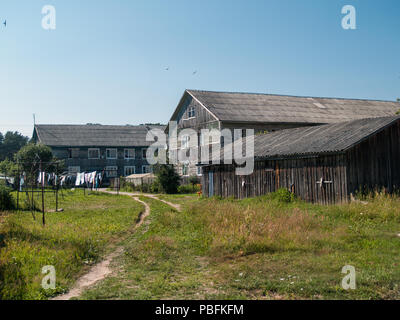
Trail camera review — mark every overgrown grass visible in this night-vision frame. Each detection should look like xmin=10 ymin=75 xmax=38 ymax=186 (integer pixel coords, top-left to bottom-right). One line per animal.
xmin=80 ymin=191 xmax=400 ymax=300
xmin=0 ymin=189 xmax=142 ymax=300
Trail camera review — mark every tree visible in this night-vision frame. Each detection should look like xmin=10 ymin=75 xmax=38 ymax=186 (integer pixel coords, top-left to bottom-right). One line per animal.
xmin=14 ymin=144 xmax=55 ymax=184
xmin=153 ymin=164 xmax=181 ymax=194
xmin=0 ymin=131 xmax=29 ymax=161
xmin=0 ymin=159 xmax=18 ymax=176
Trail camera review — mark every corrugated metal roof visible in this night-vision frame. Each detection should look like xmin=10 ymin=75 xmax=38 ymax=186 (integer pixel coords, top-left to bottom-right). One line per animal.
xmin=187 ymin=90 xmax=400 ymax=124
xmin=252 ymin=116 xmax=400 ymax=159
xmin=34 ymin=124 xmax=166 ymax=147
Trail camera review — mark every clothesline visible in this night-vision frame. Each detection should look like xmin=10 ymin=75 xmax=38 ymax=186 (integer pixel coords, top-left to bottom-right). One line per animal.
xmin=17 ymin=170 xmax=104 ymax=190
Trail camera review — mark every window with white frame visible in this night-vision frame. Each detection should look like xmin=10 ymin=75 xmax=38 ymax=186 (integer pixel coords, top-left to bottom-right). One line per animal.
xmin=124 ymin=148 xmax=135 ymax=159
xmin=181 ymin=135 xmax=190 ymax=149
xmin=197 ymin=166 xmax=202 ymax=176
xmin=124 ymin=166 xmax=135 ymax=176
xmin=106 ymin=148 xmax=117 ymax=159
xmin=88 ymin=148 xmax=100 ymax=159
xmin=106 ymin=166 xmax=118 ymax=177
xmin=142 ymin=148 xmax=147 ymax=159
xmin=68 ymin=166 xmax=80 ymax=174
xmin=142 ymin=165 xmax=152 ymax=174
xmin=188 ymin=106 xmax=195 ymax=118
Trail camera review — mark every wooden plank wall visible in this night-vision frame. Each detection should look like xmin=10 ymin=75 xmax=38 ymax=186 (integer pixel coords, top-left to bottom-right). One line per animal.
xmin=201 ymin=120 xmax=400 ymax=203
xmin=346 ymin=121 xmax=400 ymax=195
xmin=202 ymin=154 xmax=349 ymax=204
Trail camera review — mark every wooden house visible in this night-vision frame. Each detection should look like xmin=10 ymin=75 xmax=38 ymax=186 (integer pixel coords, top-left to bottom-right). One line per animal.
xmin=201 ymin=116 xmax=400 ymax=204
xmin=32 ymin=124 xmax=165 ymax=178
xmin=167 ymin=89 xmax=400 ymax=177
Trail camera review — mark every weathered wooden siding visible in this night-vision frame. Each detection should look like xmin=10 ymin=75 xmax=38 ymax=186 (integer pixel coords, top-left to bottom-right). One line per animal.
xmin=346 ymin=121 xmax=400 ymax=195
xmin=202 ymin=154 xmax=348 ymax=204
xmin=173 ymin=94 xmax=323 ymax=177
xmin=176 ymin=95 xmax=218 ymax=131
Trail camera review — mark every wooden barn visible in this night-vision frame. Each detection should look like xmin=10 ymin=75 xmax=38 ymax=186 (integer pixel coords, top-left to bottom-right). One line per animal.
xmin=201 ymin=116 xmax=400 ymax=204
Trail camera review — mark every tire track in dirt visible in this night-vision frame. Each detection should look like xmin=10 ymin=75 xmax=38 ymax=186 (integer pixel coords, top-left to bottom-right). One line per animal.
xmin=100 ymin=189 xmax=182 ymax=212
xmin=52 ymin=196 xmax=150 ymax=300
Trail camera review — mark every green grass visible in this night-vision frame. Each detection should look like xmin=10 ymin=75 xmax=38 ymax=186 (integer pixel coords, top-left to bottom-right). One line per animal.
xmin=79 ymin=192 xmax=400 ymax=300
xmin=157 ymin=193 xmax=199 ymax=206
xmin=2 ymin=188 xmax=400 ymax=300
xmin=0 ymin=189 xmax=142 ymax=300
xmin=79 ymin=196 xmax=209 ymax=299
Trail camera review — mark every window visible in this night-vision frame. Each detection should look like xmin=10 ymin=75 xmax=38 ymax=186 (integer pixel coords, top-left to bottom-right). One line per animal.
xmin=142 ymin=148 xmax=147 ymax=159
xmin=181 ymin=135 xmax=190 ymax=149
xmin=88 ymin=148 xmax=100 ymax=159
xmin=106 ymin=148 xmax=117 ymax=159
xmin=197 ymin=166 xmax=202 ymax=176
xmin=182 ymin=164 xmax=189 ymax=176
xmin=68 ymin=166 xmax=80 ymax=174
xmin=188 ymin=106 xmax=195 ymax=118
xmin=124 ymin=149 xmax=135 ymax=159
xmin=106 ymin=166 xmax=118 ymax=178
xmin=142 ymin=165 xmax=151 ymax=174
xmin=124 ymin=166 xmax=135 ymax=176
xmin=68 ymin=148 xmax=80 ymax=159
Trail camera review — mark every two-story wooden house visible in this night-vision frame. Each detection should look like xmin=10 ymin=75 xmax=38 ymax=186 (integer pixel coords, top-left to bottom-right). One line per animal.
xmin=32 ymin=124 xmax=165 ymax=178
xmin=167 ymin=89 xmax=400 ymax=177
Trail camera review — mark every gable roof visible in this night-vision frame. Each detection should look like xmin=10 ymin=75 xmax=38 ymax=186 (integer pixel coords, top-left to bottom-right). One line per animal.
xmin=34 ymin=124 xmax=166 ymax=147
xmin=185 ymin=90 xmax=400 ymax=124
xmin=251 ymin=116 xmax=400 ymax=159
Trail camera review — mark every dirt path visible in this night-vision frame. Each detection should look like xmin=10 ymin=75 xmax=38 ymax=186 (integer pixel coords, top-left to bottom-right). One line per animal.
xmin=52 ymin=196 xmax=150 ymax=300
xmin=99 ymin=189 xmax=182 ymax=212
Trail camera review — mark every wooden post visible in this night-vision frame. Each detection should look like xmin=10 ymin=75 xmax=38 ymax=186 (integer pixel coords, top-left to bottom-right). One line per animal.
xmin=40 ymin=161 xmax=45 ymax=226
xmin=31 ymin=183 xmax=34 ymax=211
xmin=16 ymin=167 xmax=20 ymax=211
xmin=55 ymin=163 xmax=58 ymax=212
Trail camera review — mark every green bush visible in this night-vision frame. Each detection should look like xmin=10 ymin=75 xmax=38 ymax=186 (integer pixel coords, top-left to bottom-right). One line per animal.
xmin=178 ymin=184 xmax=201 ymax=194
xmin=119 ymin=177 xmax=163 ymax=194
xmin=0 ymin=186 xmax=15 ymax=210
xmin=268 ymin=188 xmax=296 ymax=203
xmin=153 ymin=164 xmax=180 ymax=194
xmin=150 ymin=180 xmax=162 ymax=193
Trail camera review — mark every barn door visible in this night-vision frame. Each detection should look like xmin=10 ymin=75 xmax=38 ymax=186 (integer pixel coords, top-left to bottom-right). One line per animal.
xmin=208 ymin=171 xmax=214 ymax=197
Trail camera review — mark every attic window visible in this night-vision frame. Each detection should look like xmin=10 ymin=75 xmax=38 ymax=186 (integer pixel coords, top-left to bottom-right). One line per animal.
xmin=188 ymin=107 xmax=195 ymax=118
xmin=313 ymin=102 xmax=326 ymax=109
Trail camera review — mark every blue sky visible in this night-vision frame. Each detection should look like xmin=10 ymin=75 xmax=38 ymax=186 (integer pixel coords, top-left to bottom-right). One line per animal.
xmin=1 ymin=0 xmax=399 ymax=137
